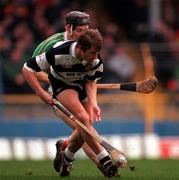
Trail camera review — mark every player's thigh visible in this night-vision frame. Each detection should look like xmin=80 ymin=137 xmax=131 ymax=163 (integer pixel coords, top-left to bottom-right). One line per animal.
xmin=56 ymin=89 xmax=89 ymax=122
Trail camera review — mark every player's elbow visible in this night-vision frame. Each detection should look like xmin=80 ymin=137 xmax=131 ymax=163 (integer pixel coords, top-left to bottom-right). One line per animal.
xmin=22 ymin=67 xmax=29 ymax=77
xmin=22 ymin=63 xmax=35 ymax=75
xmin=22 ymin=67 xmax=27 ymax=76
xmin=22 ymin=68 xmax=29 ymax=82
xmin=22 ymin=65 xmax=35 ymax=81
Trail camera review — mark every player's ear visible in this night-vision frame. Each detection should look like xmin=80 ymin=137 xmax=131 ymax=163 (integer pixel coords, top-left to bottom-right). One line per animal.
xmin=66 ymin=24 xmax=72 ymax=33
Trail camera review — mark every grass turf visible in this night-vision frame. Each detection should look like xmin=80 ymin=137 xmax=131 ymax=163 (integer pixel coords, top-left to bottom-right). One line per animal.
xmin=0 ymin=159 xmax=179 ymax=180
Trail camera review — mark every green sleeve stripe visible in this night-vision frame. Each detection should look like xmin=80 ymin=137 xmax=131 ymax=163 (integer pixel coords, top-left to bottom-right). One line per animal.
xmin=39 ymin=34 xmax=63 ymax=53
xmin=40 ymin=40 xmax=58 ymax=53
xmin=32 ymin=33 xmax=64 ymax=58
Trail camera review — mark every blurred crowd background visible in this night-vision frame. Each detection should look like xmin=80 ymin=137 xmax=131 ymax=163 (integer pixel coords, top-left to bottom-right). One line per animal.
xmin=1 ymin=0 xmax=179 ymax=121
xmin=1 ymin=0 xmax=179 ymax=94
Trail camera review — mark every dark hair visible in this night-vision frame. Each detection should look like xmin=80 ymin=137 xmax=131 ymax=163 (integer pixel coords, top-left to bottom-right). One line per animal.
xmin=66 ymin=11 xmax=90 ymax=26
xmin=77 ymin=29 xmax=103 ymax=52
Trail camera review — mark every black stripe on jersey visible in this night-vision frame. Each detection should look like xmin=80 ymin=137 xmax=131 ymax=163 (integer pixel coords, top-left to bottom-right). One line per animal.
xmin=52 ymin=68 xmax=65 ymax=78
xmin=86 ymin=71 xmax=103 ymax=81
xmin=53 ymin=64 xmax=85 ymax=72
xmin=70 ymin=79 xmax=86 ymax=84
xmin=53 ymin=41 xmax=75 ymax=55
xmin=26 ymin=57 xmax=41 ymax=72
xmin=91 ymin=59 xmax=103 ymax=70
xmin=45 ymin=41 xmax=75 ymax=65
xmin=45 ymin=49 xmax=55 ymax=65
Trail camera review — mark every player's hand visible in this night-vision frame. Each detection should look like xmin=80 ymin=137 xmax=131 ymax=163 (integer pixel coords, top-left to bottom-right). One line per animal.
xmin=89 ymin=104 xmax=101 ymax=123
xmin=38 ymin=90 xmax=53 ymax=105
xmin=94 ymin=106 xmax=101 ymax=122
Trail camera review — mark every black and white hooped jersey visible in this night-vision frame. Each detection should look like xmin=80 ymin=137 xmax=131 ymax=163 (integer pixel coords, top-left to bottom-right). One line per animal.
xmin=23 ymin=40 xmax=103 ymax=86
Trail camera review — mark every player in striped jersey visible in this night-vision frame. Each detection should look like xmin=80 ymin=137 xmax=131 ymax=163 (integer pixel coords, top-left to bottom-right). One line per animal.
xmin=31 ymin=11 xmax=119 ymax=177
xmin=22 ymin=29 xmax=118 ymax=177
xmin=32 ymin=11 xmax=90 ymax=84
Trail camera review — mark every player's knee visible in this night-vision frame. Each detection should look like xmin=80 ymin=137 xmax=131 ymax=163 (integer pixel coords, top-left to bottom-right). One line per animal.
xmin=76 ymin=111 xmax=91 ymax=127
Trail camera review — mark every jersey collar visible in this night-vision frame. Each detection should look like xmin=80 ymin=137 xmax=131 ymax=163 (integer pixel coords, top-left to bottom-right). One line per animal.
xmin=64 ymin=31 xmax=68 ymax=41
xmin=70 ymin=42 xmax=77 ymax=58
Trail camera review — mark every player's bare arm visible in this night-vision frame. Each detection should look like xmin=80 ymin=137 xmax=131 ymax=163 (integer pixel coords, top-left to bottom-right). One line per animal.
xmin=22 ymin=68 xmax=53 ymax=105
xmin=35 ymin=71 xmax=50 ymax=84
xmin=85 ymin=82 xmax=101 ymax=122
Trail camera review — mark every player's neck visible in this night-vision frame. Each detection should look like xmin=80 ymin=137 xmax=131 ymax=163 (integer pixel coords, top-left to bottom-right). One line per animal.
xmin=67 ymin=32 xmax=73 ymax=40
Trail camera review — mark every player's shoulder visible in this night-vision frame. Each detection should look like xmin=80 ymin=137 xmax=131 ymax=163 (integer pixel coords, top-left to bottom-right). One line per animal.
xmin=45 ymin=32 xmax=65 ymax=42
xmin=32 ymin=32 xmax=66 ymax=57
xmin=53 ymin=40 xmax=75 ymax=48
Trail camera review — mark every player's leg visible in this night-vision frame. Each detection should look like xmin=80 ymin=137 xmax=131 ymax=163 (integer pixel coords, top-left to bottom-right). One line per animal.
xmin=57 ymin=89 xmax=102 ymax=153
xmin=82 ymin=101 xmax=102 ymax=166
xmin=53 ymin=106 xmax=79 ymax=175
xmin=54 ymin=100 xmax=119 ymax=176
xmin=56 ymin=89 xmax=118 ymax=177
xmin=50 ymin=85 xmax=101 ymax=173
xmin=53 ymin=108 xmax=77 ymax=129
xmin=53 ymin=103 xmax=84 ymax=176
xmin=54 ymin=129 xmax=83 ymax=174
xmin=54 ymin=108 xmax=97 ymax=161
xmin=54 ymin=110 xmax=108 ymax=175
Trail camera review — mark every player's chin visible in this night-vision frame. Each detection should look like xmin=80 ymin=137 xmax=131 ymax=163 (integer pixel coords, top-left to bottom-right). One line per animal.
xmin=86 ymin=58 xmax=95 ymax=62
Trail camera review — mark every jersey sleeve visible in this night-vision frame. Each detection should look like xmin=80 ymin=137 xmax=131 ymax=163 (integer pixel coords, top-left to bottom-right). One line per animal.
xmin=24 ymin=41 xmax=73 ymax=72
xmin=85 ymin=59 xmax=103 ymax=82
xmin=24 ymin=48 xmax=56 ymax=72
xmin=32 ymin=32 xmax=65 ymax=58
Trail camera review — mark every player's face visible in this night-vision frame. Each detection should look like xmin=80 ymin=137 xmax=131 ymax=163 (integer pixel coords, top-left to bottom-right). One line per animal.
xmin=72 ymin=25 xmax=89 ymax=40
xmin=79 ymin=47 xmax=99 ymax=62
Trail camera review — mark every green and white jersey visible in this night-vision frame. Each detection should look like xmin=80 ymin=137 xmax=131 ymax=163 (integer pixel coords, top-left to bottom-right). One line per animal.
xmin=32 ymin=31 xmax=68 ymax=58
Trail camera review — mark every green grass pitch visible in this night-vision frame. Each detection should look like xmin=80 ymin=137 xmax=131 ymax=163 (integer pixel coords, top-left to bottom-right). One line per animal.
xmin=0 ymin=159 xmax=179 ymax=180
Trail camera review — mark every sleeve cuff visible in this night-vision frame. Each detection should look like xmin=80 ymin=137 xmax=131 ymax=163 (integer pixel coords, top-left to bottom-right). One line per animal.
xmin=23 ymin=63 xmax=37 ymax=73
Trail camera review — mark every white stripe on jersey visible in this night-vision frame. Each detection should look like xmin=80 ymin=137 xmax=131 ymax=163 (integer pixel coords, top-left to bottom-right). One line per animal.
xmin=23 ymin=63 xmax=36 ymax=72
xmin=70 ymin=42 xmax=77 ymax=58
xmin=53 ymin=40 xmax=69 ymax=48
xmin=86 ymin=63 xmax=103 ymax=76
xmin=50 ymin=67 xmax=83 ymax=86
xmin=36 ymin=52 xmax=50 ymax=70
